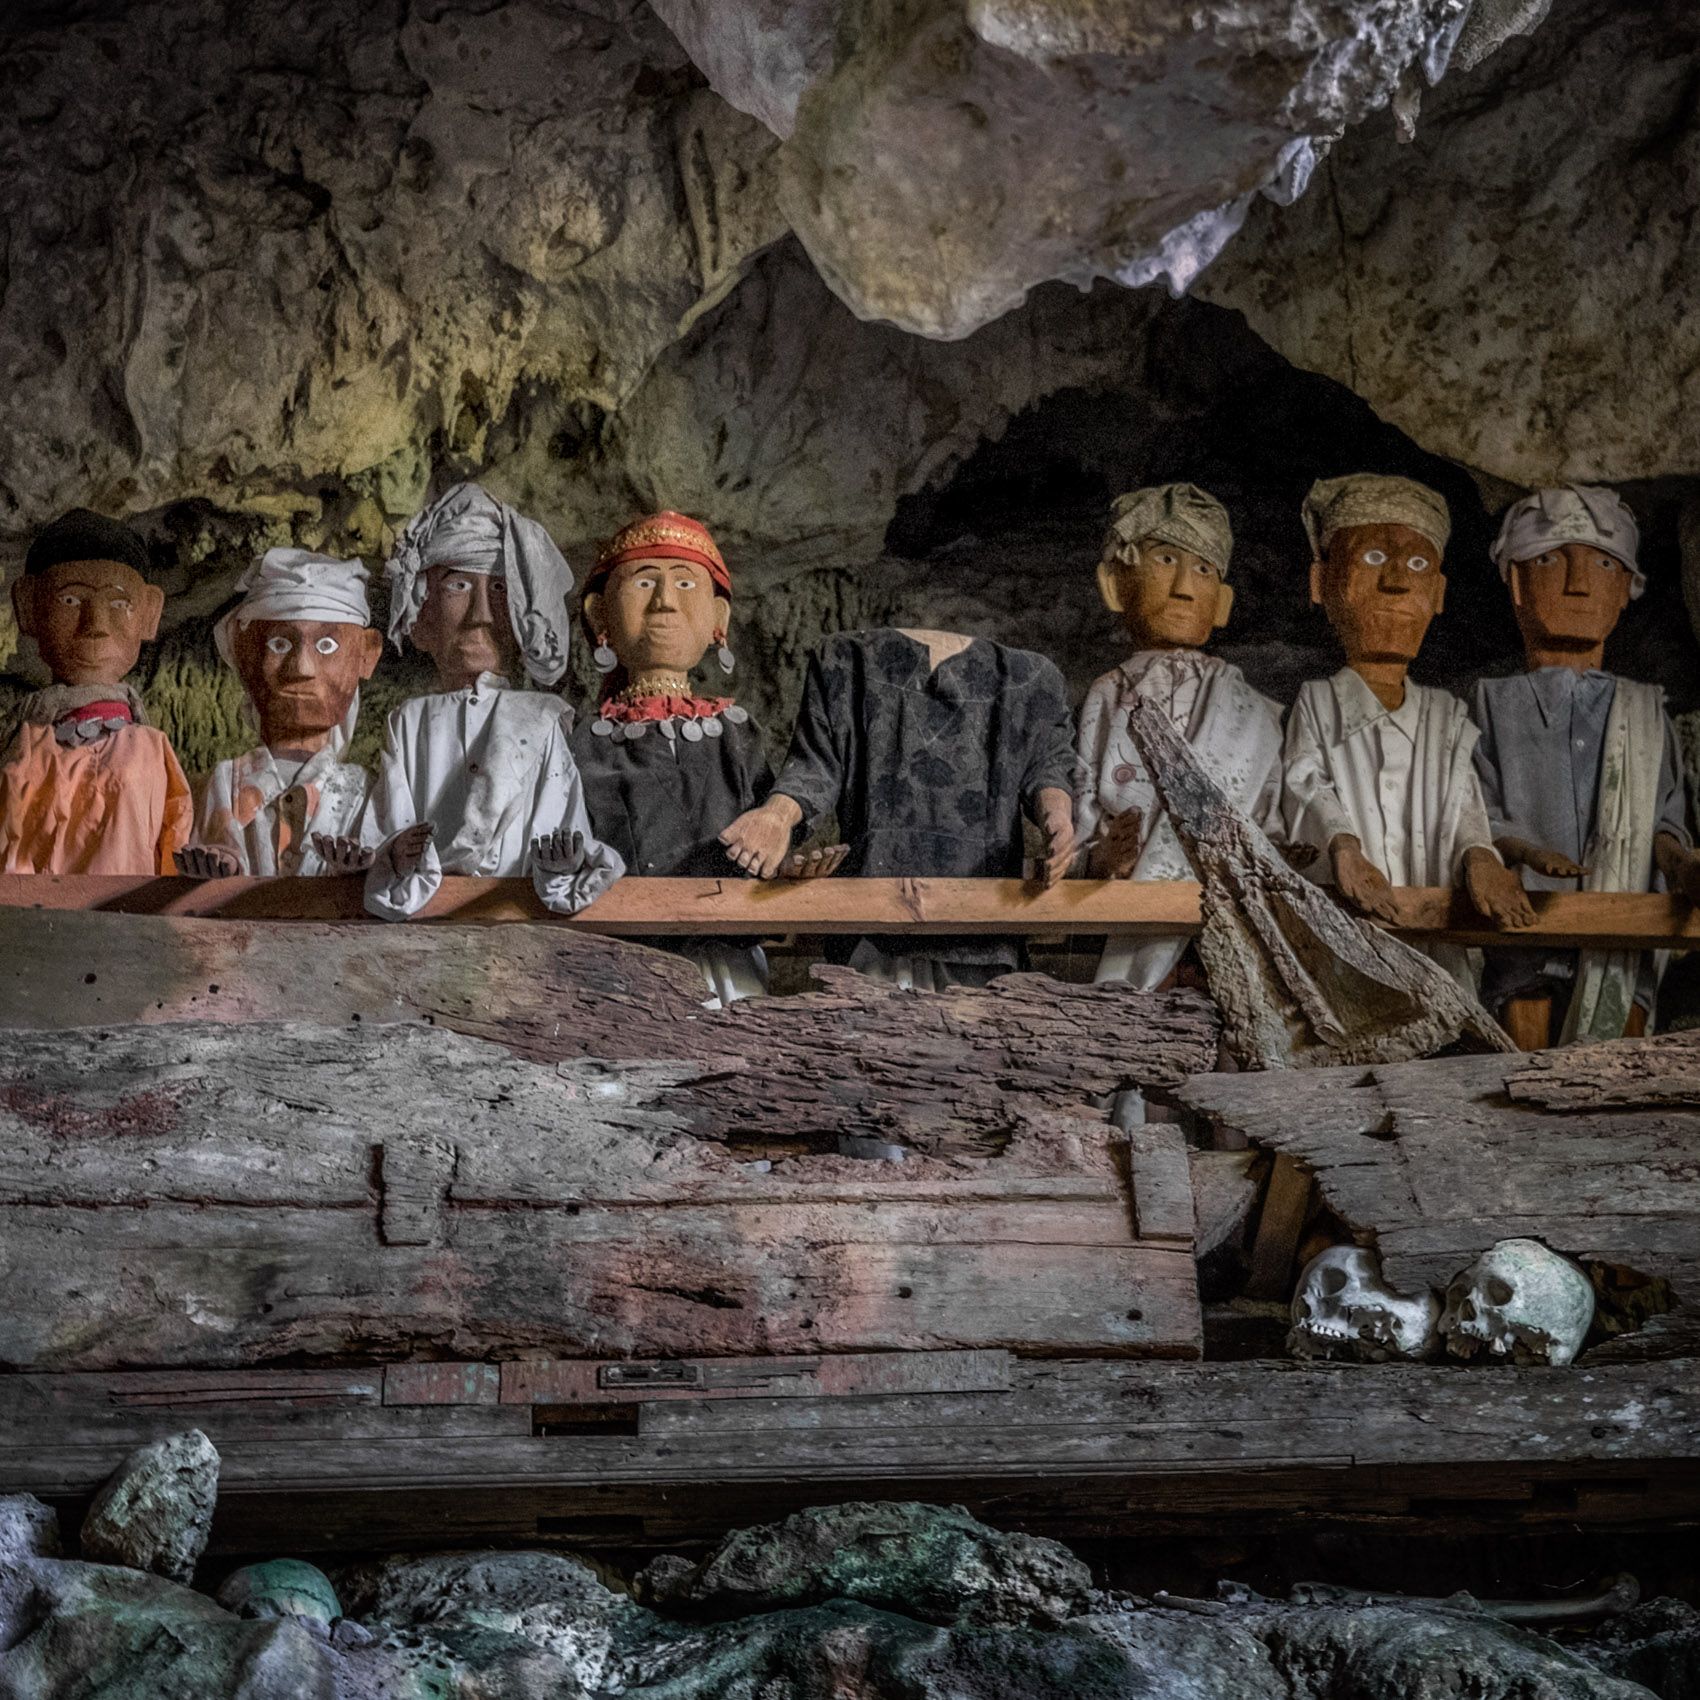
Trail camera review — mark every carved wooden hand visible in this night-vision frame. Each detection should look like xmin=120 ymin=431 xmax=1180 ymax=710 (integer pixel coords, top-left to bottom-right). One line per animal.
xmin=173 ymin=844 xmax=243 ymax=880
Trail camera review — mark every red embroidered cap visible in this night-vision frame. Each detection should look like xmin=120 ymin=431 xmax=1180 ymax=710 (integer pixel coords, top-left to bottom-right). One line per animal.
xmin=587 ymin=511 xmax=730 ymax=598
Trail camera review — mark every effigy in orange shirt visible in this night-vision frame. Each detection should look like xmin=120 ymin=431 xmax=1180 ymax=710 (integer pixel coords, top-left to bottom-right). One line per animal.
xmin=1 ymin=510 xmax=190 ymax=876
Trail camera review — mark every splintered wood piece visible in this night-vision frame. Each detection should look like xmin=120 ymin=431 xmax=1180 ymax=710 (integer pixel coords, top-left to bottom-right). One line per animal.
xmin=1245 ymin=1154 xmax=1315 ymax=1300
xmin=1125 ymin=1124 xmax=1194 ymax=1245
xmin=0 ymin=1022 xmax=1202 ymax=1370
xmin=1506 ymin=1029 xmax=1700 ymax=1109
xmin=1182 ymin=1038 xmax=1700 ymax=1296
xmin=1124 ymin=698 xmax=1515 ymax=1068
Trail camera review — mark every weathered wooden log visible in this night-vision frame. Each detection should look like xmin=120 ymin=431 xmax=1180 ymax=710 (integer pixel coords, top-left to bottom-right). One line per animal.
xmin=1180 ymin=1035 xmax=1700 ymax=1301
xmin=0 ymin=1021 xmax=1203 ymax=1370
xmin=1125 ymin=698 xmax=1514 ymax=1066
xmin=0 ymin=910 xmax=1217 ymax=1154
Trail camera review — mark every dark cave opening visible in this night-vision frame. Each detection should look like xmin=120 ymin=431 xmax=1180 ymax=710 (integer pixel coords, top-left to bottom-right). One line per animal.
xmin=884 ymin=296 xmax=1700 ymax=717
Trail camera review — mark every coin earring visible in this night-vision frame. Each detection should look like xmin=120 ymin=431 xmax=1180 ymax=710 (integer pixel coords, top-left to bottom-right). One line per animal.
xmin=593 ymin=632 xmax=618 ymax=673
xmin=714 ymin=628 xmax=735 ymax=676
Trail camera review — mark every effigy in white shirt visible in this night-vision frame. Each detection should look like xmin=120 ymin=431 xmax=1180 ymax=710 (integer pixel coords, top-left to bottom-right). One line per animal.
xmin=1076 ymin=648 xmax=1283 ymax=990
xmin=362 ymin=673 xmax=623 ymax=919
xmin=194 ymin=744 xmax=374 ymax=877
xmin=1282 ymin=665 xmax=1496 ymax=991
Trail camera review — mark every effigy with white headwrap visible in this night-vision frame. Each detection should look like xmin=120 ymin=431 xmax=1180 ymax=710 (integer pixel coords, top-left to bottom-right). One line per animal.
xmin=214 ymin=547 xmax=374 ymax=752
xmin=1490 ymin=484 xmax=1643 ymax=598
xmin=385 ymin=482 xmax=574 ymax=685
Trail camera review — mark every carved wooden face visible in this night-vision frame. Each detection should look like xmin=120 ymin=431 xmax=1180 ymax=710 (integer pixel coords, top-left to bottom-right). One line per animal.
xmin=1098 ymin=540 xmax=1232 ymax=650
xmin=1310 ymin=522 xmax=1446 ymax=667
xmin=585 ymin=555 xmax=730 ymax=678
xmin=409 ymin=564 xmax=517 ymax=687
xmin=231 ymin=619 xmax=383 ymax=749
xmin=12 ymin=558 xmax=164 ymax=687
xmin=1508 ymin=542 xmax=1632 ymax=653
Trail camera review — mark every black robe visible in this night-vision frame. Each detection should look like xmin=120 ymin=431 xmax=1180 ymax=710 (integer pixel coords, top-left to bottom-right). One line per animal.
xmin=571 ymin=709 xmax=772 ymax=959
xmin=771 ymin=629 xmax=1077 ymax=970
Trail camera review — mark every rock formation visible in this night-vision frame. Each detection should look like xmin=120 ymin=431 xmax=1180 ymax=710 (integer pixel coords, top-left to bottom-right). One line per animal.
xmin=0 ymin=1494 xmax=1679 ymax=1698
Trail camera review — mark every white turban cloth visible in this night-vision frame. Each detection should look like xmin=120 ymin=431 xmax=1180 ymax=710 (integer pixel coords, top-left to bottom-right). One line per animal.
xmin=384 ymin=481 xmax=574 ymax=686
xmin=1491 ymin=484 xmax=1643 ymax=598
xmin=214 ymin=547 xmax=375 ymax=751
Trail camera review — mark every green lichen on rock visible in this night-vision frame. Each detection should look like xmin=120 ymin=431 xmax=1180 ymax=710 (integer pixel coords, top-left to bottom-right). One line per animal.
xmin=217 ymin=1558 xmax=341 ymax=1630
xmin=635 ymin=1501 xmax=1094 ymax=1629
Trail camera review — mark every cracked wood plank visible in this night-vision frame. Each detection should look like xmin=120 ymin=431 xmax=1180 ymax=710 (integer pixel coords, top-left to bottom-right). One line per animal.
xmin=0 ymin=1021 xmax=1201 ymax=1370
xmin=3 ymin=1360 xmax=1694 ymax=1552
xmin=1180 ymin=1037 xmax=1700 ymax=1298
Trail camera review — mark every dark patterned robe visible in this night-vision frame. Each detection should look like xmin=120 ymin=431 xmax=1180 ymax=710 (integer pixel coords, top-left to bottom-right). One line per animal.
xmin=772 ymin=629 xmax=1077 ymax=971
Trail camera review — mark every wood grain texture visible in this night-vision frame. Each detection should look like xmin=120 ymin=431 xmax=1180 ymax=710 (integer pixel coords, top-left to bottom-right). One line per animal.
xmin=3 ymin=873 xmax=1698 ymax=947
xmin=4 ymin=1358 xmax=1694 ymax=1551
xmin=1180 ymin=1036 xmax=1700 ymax=1294
xmin=0 ymin=1021 xmax=1201 ymax=1370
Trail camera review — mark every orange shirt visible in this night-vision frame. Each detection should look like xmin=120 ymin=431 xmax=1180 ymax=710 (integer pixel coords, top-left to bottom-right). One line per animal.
xmin=0 ymin=722 xmax=192 ymax=875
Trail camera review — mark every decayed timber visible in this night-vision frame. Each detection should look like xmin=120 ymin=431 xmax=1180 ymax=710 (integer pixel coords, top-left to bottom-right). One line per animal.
xmin=0 ymin=911 xmax=1217 ymax=1133
xmin=0 ymin=1021 xmax=1201 ymax=1370
xmin=3 ymin=872 xmax=1699 ymax=949
xmin=1181 ymin=1034 xmax=1700 ymax=1297
xmin=1126 ymin=699 xmax=1513 ymax=1066
xmin=3 ymin=1358 xmax=1694 ymax=1550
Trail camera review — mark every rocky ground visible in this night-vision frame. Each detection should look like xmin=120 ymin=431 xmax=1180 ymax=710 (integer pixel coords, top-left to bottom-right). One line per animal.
xmin=2 ymin=1433 xmax=1696 ymax=1698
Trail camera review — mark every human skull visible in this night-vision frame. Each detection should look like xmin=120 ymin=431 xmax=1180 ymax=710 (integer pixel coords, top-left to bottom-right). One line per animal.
xmin=1288 ymin=1245 xmax=1440 ymax=1363
xmin=1441 ymin=1238 xmax=1596 ymax=1367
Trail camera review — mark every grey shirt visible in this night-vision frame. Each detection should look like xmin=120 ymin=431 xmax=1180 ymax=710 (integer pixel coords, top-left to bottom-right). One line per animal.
xmin=1472 ymin=667 xmax=1690 ymax=1010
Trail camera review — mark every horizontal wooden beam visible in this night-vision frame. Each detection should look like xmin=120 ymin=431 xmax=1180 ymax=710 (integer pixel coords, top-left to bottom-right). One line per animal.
xmin=6 ymin=1358 xmax=1695 ymax=1549
xmin=2 ymin=874 xmax=1697 ymax=948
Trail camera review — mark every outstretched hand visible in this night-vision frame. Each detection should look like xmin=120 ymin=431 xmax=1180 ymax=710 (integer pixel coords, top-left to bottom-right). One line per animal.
xmin=720 ymin=796 xmax=803 ymax=880
xmin=778 ymin=843 xmax=849 ymax=880
xmin=1089 ymin=807 xmax=1145 ymax=879
xmin=1463 ymin=845 xmax=1536 ymax=930
xmin=531 ymin=827 xmax=588 ymax=875
xmin=1329 ymin=834 xmax=1401 ymax=925
xmin=385 ymin=821 xmax=435 ymax=880
xmin=174 ymin=844 xmax=243 ymax=880
xmin=311 ymin=834 xmax=376 ymax=875
xmin=1497 ymin=836 xmax=1588 ymax=881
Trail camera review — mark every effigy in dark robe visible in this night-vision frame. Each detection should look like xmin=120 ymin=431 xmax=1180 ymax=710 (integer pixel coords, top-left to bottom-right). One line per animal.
xmin=722 ymin=627 xmax=1077 ymax=988
xmin=573 ymin=511 xmax=775 ymax=1006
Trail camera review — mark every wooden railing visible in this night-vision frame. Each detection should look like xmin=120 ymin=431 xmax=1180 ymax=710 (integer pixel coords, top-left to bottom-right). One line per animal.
xmin=1 ymin=874 xmax=1697 ymax=950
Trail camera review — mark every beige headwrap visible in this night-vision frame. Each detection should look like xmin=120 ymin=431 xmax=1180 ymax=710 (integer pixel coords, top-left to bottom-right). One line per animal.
xmin=1103 ymin=482 xmax=1233 ymax=575
xmin=1491 ymin=485 xmax=1643 ymax=597
xmin=1302 ymin=474 xmax=1450 ymax=558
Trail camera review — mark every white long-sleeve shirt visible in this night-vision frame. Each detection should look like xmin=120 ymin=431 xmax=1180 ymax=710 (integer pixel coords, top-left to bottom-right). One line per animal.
xmin=191 ymin=743 xmax=374 ymax=876
xmin=362 ymin=673 xmax=623 ymax=919
xmin=1282 ymin=666 xmax=1496 ymax=990
xmin=1075 ymin=649 xmax=1284 ymax=989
